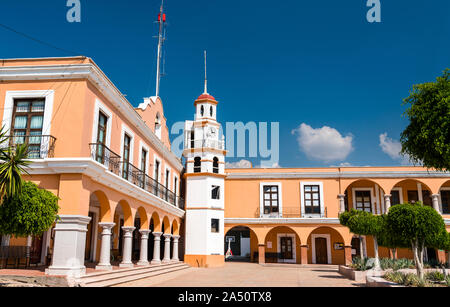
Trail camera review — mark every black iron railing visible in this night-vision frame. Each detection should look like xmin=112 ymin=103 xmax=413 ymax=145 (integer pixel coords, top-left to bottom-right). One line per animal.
xmin=6 ymin=135 xmax=56 ymax=159
xmin=90 ymin=143 xmax=185 ymax=209
xmin=90 ymin=143 xmax=121 ymax=176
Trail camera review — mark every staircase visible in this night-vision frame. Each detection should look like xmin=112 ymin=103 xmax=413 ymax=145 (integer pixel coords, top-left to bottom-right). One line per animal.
xmin=74 ymin=262 xmax=191 ymax=287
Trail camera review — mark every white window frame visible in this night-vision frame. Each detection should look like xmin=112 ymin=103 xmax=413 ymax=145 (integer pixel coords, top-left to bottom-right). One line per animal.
xmin=259 ymin=182 xmax=282 ymax=218
xmin=391 ymin=187 xmax=404 ymax=206
xmin=311 ymin=234 xmax=332 ymax=264
xmin=138 ymin=141 xmax=150 ymax=175
xmin=439 ymin=187 xmax=450 ymax=214
xmin=164 ymin=166 xmax=171 ymax=190
xmin=277 ymin=233 xmax=296 ymax=264
xmin=352 ymin=187 xmax=375 ymax=213
xmin=173 ymin=175 xmax=179 ymax=196
xmin=153 ymin=154 xmax=162 ymax=183
xmin=3 ymin=90 xmax=55 ymax=135
xmin=300 ymin=182 xmax=325 ymax=218
xmin=91 ymin=99 xmax=113 ymax=148
xmin=120 ymin=124 xmax=135 ymax=164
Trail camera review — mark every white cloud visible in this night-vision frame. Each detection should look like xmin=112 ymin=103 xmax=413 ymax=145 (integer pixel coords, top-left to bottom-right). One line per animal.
xmin=292 ymin=123 xmax=354 ymax=163
xmin=225 ymin=159 xmax=253 ymax=169
xmin=379 ymin=133 xmax=411 ymax=165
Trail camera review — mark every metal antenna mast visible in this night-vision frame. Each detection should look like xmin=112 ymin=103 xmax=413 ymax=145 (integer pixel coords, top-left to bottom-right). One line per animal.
xmin=204 ymin=50 xmax=208 ymax=94
xmin=155 ymin=0 xmax=166 ymax=98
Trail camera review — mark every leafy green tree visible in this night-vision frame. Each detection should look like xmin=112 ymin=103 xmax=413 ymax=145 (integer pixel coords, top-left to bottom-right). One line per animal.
xmin=401 ymin=69 xmax=450 ymax=171
xmin=341 ymin=210 xmax=384 ymax=270
xmin=377 ymin=215 xmax=409 ymax=260
xmin=0 ymin=181 xmax=59 ymax=237
xmin=386 ymin=202 xmax=448 ymax=279
xmin=340 ymin=210 xmax=364 ymax=258
xmin=0 ymin=127 xmax=31 ymax=199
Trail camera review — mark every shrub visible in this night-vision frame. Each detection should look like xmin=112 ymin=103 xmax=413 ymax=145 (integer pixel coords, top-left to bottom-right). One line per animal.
xmin=404 ymin=273 xmax=420 ymax=286
xmin=425 ymin=271 xmax=445 ymax=282
xmin=351 ymin=257 xmax=374 ymax=271
xmin=384 ymin=271 xmax=405 ymax=284
xmin=445 ymin=275 xmax=450 ymax=287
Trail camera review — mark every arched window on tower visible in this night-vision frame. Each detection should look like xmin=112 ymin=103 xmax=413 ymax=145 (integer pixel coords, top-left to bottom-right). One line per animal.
xmin=190 ymin=130 xmax=195 ymax=149
xmin=194 ymin=157 xmax=201 ymax=173
xmin=210 ymin=106 xmax=213 ymax=117
xmin=200 ymin=105 xmax=204 ymax=117
xmin=213 ymin=157 xmax=219 ymax=174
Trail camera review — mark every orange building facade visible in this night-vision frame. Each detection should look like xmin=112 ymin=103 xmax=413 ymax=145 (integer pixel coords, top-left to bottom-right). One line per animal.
xmin=0 ymin=57 xmax=449 ymax=277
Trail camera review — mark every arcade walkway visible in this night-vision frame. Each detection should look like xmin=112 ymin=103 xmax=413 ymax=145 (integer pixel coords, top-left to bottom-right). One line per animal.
xmin=116 ymin=262 xmax=362 ymax=287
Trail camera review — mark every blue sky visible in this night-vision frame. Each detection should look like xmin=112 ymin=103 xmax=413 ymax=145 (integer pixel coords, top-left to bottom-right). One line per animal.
xmin=1 ymin=1 xmax=449 ymax=168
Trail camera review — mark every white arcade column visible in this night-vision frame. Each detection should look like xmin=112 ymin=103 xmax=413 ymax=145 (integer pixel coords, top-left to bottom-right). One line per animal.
xmin=338 ymin=194 xmax=346 ymax=213
xmin=46 ymin=215 xmax=91 ymax=278
xmin=119 ymin=226 xmax=135 ymax=268
xmin=171 ymin=235 xmax=180 ymax=262
xmin=384 ymin=194 xmax=392 ymax=212
xmin=96 ymin=222 xmax=115 ymax=271
xmin=137 ymin=229 xmax=151 ymax=266
xmin=431 ymin=194 xmax=441 ymax=214
xmin=151 ymin=232 xmax=163 ymax=265
xmin=162 ymin=234 xmax=172 ymax=264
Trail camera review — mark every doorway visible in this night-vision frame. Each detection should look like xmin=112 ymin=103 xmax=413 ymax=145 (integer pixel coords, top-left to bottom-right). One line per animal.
xmin=315 ymin=238 xmax=328 ymax=264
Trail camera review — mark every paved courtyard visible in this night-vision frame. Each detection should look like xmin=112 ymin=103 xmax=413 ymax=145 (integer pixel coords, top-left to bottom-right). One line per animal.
xmin=117 ymin=262 xmax=363 ymax=287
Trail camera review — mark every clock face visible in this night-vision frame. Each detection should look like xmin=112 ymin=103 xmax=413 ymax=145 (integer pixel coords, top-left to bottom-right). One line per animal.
xmin=208 ymin=127 xmax=216 ymax=137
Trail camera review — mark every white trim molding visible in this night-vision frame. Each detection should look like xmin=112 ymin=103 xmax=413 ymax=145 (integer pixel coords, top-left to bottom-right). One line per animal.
xmin=3 ymin=90 xmax=55 ymax=135
xmin=300 ymin=181 xmax=325 ymax=218
xmin=259 ymin=182 xmax=283 ymax=218
xmin=311 ymin=234 xmax=332 ymax=264
xmin=91 ymin=99 xmax=113 ymax=148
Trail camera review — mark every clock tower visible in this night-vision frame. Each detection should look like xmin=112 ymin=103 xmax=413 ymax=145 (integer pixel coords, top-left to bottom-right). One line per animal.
xmin=183 ymin=54 xmax=226 ymax=267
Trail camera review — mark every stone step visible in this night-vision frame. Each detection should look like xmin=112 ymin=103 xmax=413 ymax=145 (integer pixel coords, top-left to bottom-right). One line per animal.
xmin=81 ymin=262 xmax=183 ymax=279
xmin=75 ymin=263 xmax=190 ymax=287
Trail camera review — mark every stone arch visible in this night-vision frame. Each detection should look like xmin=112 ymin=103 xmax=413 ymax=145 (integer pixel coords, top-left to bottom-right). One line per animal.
xmin=307 ymin=226 xmax=350 ymax=265
xmin=172 ymin=219 xmax=180 ymax=236
xmin=341 ymin=178 xmax=386 ymax=196
xmin=136 ymin=207 xmax=149 ymax=230
xmin=224 ymin=225 xmax=260 ymax=262
xmin=343 ymin=179 xmax=387 ymax=213
xmin=264 ymin=226 xmax=302 ymax=264
xmin=150 ymin=212 xmax=161 ymax=232
xmin=389 ymin=179 xmax=433 ymax=206
xmin=114 ymin=200 xmax=133 ymax=227
xmin=162 ymin=216 xmax=171 ymax=234
xmin=91 ymin=190 xmax=112 ymax=222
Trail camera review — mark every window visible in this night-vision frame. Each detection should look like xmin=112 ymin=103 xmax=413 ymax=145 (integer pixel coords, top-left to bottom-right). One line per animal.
xmin=194 ymin=157 xmax=201 ymax=173
xmin=122 ymin=134 xmax=131 ymax=180
xmin=210 ymin=106 xmax=213 ymax=117
xmin=200 ymin=105 xmax=204 ymax=117
xmin=174 ymin=177 xmax=178 ymax=196
xmin=212 ymin=186 xmax=220 ymax=200
xmin=263 ymin=185 xmax=279 ymax=215
xmin=95 ymin=112 xmax=108 ymax=163
xmin=11 ymin=99 xmax=45 ymax=158
xmin=304 ymin=185 xmax=321 ymax=214
xmin=355 ymin=191 xmax=372 ymax=212
xmin=391 ymin=190 xmax=401 ymax=206
xmin=190 ymin=131 xmax=195 ymax=148
xmin=441 ymin=191 xmax=450 ymax=214
xmin=211 ymin=219 xmax=219 ymax=233
xmin=407 ymin=190 xmax=419 ymax=203
xmin=154 ymin=159 xmax=160 ymax=196
xmin=213 ymin=157 xmax=219 ymax=174
xmin=141 ymin=149 xmax=147 ymax=174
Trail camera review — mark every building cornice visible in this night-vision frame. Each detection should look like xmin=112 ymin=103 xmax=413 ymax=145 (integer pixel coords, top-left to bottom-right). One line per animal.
xmin=225 ymin=218 xmax=342 ymax=225
xmin=0 ymin=63 xmax=183 ymax=173
xmin=225 ymin=170 xmax=450 ymax=180
xmin=26 ymin=158 xmax=185 ymax=218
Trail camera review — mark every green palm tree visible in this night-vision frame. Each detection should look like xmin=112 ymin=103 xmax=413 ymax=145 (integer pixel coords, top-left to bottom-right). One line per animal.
xmin=0 ymin=127 xmax=31 ymax=199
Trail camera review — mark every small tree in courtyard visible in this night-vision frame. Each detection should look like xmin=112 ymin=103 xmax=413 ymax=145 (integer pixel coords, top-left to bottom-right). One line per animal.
xmin=377 ymin=215 xmax=410 ymax=260
xmin=385 ymin=202 xmax=448 ymax=280
xmin=340 ymin=209 xmax=384 ymax=270
xmin=0 ymin=181 xmax=59 ymax=237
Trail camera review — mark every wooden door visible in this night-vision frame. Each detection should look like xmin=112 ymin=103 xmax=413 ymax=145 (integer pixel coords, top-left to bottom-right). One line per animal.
xmin=315 ymin=238 xmax=328 ymax=264
xmin=280 ymin=237 xmax=293 ymax=260
xmin=30 ymin=235 xmax=43 ymax=265
xmin=85 ymin=212 xmax=95 ymax=261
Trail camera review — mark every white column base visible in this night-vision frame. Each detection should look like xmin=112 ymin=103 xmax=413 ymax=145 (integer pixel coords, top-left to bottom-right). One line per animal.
xmin=119 ymin=263 xmax=135 ymax=268
xmin=137 ymin=261 xmax=150 ymax=267
xmin=46 ymin=215 xmax=91 ymax=278
xmin=95 ymin=264 xmax=113 ymax=271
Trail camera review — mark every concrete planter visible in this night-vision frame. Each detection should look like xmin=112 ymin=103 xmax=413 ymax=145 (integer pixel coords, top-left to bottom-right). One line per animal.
xmin=366 ymin=276 xmax=404 ymax=288
xmin=338 ymin=265 xmax=368 ymax=283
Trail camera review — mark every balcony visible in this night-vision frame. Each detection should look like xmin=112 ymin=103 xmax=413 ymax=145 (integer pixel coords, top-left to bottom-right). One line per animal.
xmin=90 ymin=143 xmax=185 ymax=210
xmin=5 ymin=135 xmax=56 ymax=159
xmin=255 ymin=207 xmax=328 ymax=219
